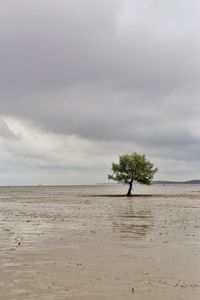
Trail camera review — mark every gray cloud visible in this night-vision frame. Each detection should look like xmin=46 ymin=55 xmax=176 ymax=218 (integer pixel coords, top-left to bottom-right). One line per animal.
xmin=0 ymin=118 xmax=19 ymax=140
xmin=0 ymin=0 xmax=200 ymax=183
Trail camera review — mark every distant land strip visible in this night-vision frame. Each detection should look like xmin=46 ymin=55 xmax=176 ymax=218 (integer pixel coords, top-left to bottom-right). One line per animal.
xmin=153 ymin=180 xmax=200 ymax=184
xmin=97 ymin=180 xmax=200 ymax=185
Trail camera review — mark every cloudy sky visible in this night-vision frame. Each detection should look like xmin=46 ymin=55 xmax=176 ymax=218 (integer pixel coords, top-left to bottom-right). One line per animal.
xmin=0 ymin=0 xmax=200 ymax=185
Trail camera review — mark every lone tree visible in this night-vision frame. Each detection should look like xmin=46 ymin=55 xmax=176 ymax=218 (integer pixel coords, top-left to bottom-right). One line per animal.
xmin=108 ymin=152 xmax=158 ymax=196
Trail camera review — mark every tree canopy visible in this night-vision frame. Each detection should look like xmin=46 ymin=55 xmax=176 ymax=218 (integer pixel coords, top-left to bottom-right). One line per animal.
xmin=108 ymin=152 xmax=158 ymax=196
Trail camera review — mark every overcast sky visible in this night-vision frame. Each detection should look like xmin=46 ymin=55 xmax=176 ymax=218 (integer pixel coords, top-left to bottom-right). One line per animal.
xmin=0 ymin=0 xmax=200 ymax=185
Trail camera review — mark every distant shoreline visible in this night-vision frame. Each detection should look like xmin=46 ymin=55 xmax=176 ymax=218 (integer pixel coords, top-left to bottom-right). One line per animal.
xmin=153 ymin=179 xmax=200 ymax=185
xmin=1 ymin=180 xmax=200 ymax=188
xmin=98 ymin=180 xmax=200 ymax=185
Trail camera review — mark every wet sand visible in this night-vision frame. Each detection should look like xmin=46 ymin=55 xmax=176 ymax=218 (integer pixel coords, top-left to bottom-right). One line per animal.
xmin=0 ymin=184 xmax=200 ymax=299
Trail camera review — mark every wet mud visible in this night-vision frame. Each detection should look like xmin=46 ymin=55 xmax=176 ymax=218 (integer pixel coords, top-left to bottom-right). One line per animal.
xmin=0 ymin=184 xmax=200 ymax=299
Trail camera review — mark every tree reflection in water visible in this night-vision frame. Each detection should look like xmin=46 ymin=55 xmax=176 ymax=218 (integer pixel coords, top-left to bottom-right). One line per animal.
xmin=113 ymin=201 xmax=154 ymax=241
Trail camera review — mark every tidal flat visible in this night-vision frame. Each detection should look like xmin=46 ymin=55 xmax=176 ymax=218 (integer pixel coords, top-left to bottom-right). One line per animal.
xmin=0 ymin=184 xmax=200 ymax=300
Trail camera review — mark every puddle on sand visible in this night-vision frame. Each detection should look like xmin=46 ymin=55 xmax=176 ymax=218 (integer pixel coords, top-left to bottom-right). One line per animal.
xmin=113 ymin=208 xmax=153 ymax=240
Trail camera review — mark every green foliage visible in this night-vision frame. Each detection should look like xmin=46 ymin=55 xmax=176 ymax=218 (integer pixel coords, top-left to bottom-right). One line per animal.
xmin=108 ymin=152 xmax=158 ymax=194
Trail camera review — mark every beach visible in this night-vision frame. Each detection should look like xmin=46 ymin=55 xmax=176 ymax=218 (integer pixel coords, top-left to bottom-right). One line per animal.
xmin=0 ymin=184 xmax=200 ymax=300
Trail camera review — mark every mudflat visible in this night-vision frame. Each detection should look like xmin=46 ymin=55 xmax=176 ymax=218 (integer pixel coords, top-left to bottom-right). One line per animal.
xmin=0 ymin=184 xmax=200 ymax=300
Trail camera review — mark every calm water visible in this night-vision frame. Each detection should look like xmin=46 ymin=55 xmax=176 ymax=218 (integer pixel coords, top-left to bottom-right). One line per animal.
xmin=0 ymin=184 xmax=200 ymax=250
xmin=0 ymin=184 xmax=200 ymax=299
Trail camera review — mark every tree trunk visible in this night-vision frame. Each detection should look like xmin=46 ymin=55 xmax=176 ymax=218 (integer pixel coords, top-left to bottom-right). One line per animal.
xmin=126 ymin=180 xmax=133 ymax=197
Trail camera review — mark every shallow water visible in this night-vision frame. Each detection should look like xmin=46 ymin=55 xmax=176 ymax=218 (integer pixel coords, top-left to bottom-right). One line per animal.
xmin=0 ymin=185 xmax=200 ymax=299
